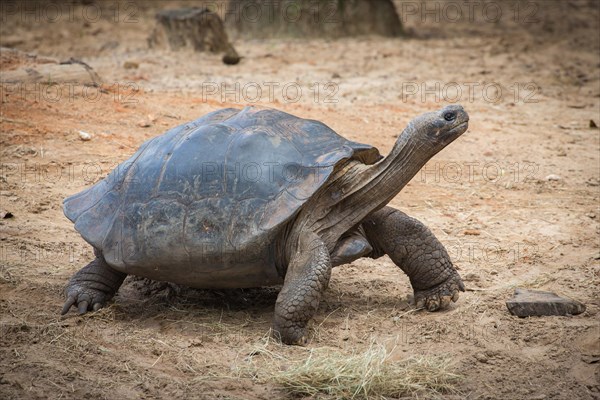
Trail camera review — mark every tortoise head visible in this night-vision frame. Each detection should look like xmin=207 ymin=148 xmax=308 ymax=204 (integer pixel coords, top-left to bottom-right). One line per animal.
xmin=400 ymin=104 xmax=469 ymax=150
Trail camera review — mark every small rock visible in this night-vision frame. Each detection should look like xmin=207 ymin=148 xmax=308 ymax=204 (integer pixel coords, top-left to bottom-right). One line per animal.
xmin=581 ymin=355 xmax=600 ymax=364
xmin=474 ymin=353 xmax=488 ymax=363
xmin=123 ymin=61 xmax=139 ymax=69
xmin=463 ymin=229 xmax=481 ymax=236
xmin=544 ymin=174 xmax=561 ymax=181
xmin=332 ymin=72 xmax=341 ymax=79
xmin=78 ymin=131 xmax=92 ymax=141
xmin=483 ymin=150 xmax=493 ymax=156
xmin=0 ymin=210 xmax=13 ymax=219
xmin=506 ymin=288 xmax=586 ymax=317
xmin=138 ymin=114 xmax=157 ymax=128
xmin=590 ymin=120 xmax=598 ymax=129
xmin=586 ymin=178 xmax=599 ymax=187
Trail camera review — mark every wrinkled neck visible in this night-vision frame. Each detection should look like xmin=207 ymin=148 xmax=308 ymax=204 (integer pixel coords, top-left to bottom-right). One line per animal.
xmin=364 ymin=126 xmax=431 ymax=207
xmin=306 ymin=126 xmax=434 ymax=249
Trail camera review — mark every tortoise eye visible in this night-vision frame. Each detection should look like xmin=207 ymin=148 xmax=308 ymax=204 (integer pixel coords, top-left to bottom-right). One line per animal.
xmin=443 ymin=112 xmax=456 ymax=122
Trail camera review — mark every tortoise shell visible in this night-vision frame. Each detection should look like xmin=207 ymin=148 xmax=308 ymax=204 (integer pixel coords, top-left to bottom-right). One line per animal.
xmin=64 ymin=106 xmax=381 ymax=287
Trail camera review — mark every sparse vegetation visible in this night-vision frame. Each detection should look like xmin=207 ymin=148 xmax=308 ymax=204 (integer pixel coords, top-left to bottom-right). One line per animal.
xmin=239 ymin=337 xmax=462 ymax=399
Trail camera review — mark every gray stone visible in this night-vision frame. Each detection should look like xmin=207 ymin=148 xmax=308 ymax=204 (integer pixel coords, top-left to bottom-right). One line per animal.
xmin=506 ymin=288 xmax=586 ymax=317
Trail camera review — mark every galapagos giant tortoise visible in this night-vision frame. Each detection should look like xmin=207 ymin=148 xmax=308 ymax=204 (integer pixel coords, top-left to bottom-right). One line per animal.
xmin=62 ymin=105 xmax=469 ymax=344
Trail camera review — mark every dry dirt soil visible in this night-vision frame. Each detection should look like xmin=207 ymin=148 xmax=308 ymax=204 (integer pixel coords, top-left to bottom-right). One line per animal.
xmin=1 ymin=1 xmax=599 ymax=399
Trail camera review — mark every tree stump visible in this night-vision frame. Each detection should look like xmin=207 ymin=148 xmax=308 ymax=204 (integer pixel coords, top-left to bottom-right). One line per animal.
xmin=224 ymin=0 xmax=403 ymax=39
xmin=148 ymin=8 xmax=240 ymax=65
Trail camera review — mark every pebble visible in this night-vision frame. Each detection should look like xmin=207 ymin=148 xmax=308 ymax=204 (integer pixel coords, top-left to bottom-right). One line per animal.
xmin=124 ymin=61 xmax=139 ymax=69
xmin=78 ymin=130 xmax=92 ymax=141
xmin=544 ymin=174 xmax=561 ymax=181
xmin=0 ymin=210 xmax=13 ymax=219
xmin=138 ymin=114 xmax=157 ymax=128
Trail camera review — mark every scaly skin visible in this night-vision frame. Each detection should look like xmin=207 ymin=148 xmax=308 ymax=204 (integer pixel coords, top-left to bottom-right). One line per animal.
xmin=61 ymin=249 xmax=126 ymax=315
xmin=273 ymin=233 xmax=332 ymax=345
xmin=363 ymin=206 xmax=464 ymax=311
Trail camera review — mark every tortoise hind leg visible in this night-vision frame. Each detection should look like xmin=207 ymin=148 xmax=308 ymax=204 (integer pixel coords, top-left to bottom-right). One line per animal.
xmin=273 ymin=233 xmax=332 ymax=345
xmin=362 ymin=206 xmax=464 ymax=311
xmin=61 ymin=249 xmax=126 ymax=315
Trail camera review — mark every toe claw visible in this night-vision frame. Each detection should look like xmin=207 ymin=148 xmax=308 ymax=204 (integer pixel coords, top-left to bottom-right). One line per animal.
xmin=415 ymin=297 xmax=426 ymax=309
xmin=414 ymin=272 xmax=464 ymax=312
xmin=440 ymin=295 xmax=452 ymax=309
xmin=61 ymin=296 xmax=76 ymax=315
xmin=93 ymin=303 xmax=102 ymax=311
xmin=452 ymin=291 xmax=460 ymax=302
xmin=296 ymin=336 xmax=309 ymax=346
xmin=78 ymin=301 xmax=89 ymax=314
xmin=426 ymin=297 xmax=440 ymax=311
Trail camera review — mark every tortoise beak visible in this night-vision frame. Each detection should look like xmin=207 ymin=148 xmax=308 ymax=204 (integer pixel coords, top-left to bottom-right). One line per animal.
xmin=449 ymin=121 xmax=468 ymax=135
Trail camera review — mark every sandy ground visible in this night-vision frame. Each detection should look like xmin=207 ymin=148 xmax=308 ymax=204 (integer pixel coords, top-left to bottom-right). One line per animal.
xmin=1 ymin=1 xmax=599 ymax=399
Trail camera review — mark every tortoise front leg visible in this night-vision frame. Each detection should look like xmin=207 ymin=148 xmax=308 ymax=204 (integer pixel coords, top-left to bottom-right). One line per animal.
xmin=363 ymin=206 xmax=464 ymax=311
xmin=273 ymin=233 xmax=332 ymax=345
xmin=61 ymin=249 xmax=126 ymax=315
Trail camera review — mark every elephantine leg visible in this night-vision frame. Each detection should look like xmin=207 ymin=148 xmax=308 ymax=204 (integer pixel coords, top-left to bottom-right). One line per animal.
xmin=273 ymin=233 xmax=332 ymax=345
xmin=363 ymin=206 xmax=464 ymax=311
xmin=61 ymin=249 xmax=126 ymax=315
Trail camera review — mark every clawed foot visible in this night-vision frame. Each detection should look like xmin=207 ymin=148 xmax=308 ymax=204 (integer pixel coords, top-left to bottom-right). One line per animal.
xmin=414 ymin=272 xmax=465 ymax=311
xmin=61 ymin=283 xmax=111 ymax=315
xmin=61 ymin=256 xmax=126 ymax=316
xmin=272 ymin=318 xmax=310 ymax=346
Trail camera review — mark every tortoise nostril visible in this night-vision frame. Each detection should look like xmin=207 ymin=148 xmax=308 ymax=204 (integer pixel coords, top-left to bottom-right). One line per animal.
xmin=443 ymin=112 xmax=456 ymax=122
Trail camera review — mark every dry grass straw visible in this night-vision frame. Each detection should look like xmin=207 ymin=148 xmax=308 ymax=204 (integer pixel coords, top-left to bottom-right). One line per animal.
xmin=240 ymin=336 xmax=462 ymax=399
xmin=521 ymin=273 xmax=557 ymax=289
